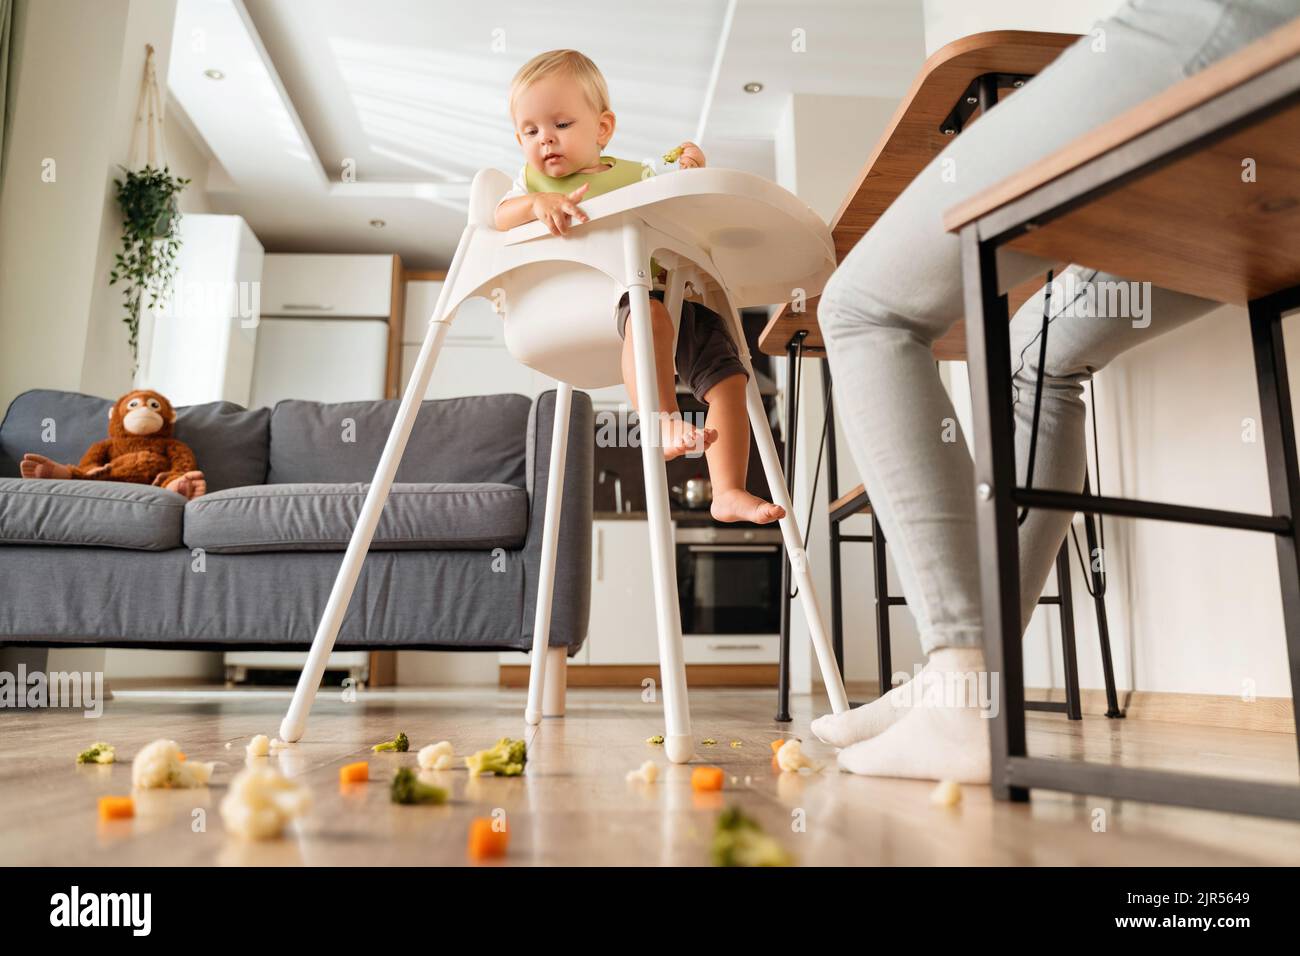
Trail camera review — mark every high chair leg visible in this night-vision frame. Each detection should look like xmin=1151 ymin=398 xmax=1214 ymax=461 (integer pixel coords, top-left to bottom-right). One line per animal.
xmin=625 ymin=222 xmax=694 ymax=764
xmin=525 ymin=383 xmax=573 ymax=725
xmin=714 ymin=286 xmax=852 ymax=715
xmin=279 ymin=225 xmax=475 ymax=743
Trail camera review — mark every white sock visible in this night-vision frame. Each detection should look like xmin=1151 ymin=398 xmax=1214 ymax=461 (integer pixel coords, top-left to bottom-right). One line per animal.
xmin=835 ymin=646 xmax=992 ymax=784
xmin=809 ymin=645 xmax=986 ymax=747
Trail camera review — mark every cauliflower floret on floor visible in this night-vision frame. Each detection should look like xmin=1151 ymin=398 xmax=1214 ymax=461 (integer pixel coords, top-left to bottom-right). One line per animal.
xmin=775 ymin=739 xmax=818 ymax=773
xmin=417 ymin=741 xmax=455 ymax=771
xmin=246 ymin=734 xmax=270 ymax=758
xmin=132 ymin=739 xmax=214 ymax=789
xmin=220 ymin=765 xmax=311 ymax=840
xmin=930 ymin=779 xmax=963 ymax=807
xmin=626 ymin=760 xmax=659 ymax=784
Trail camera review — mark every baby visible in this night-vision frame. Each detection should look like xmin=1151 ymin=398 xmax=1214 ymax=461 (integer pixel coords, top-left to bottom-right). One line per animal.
xmin=494 ymin=49 xmax=784 ymax=525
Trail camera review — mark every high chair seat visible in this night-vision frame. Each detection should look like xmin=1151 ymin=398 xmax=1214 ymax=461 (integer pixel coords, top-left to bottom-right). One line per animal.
xmin=443 ymin=167 xmax=836 ymax=387
xmin=279 ymin=163 xmax=852 ymax=761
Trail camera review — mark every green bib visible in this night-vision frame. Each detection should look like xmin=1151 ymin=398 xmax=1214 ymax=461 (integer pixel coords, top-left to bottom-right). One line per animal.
xmin=524 ymin=156 xmax=661 ymax=280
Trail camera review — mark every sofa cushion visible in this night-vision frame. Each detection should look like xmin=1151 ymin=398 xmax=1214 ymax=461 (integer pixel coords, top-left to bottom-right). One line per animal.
xmin=0 ymin=389 xmax=271 ymax=492
xmin=183 ymin=482 xmax=529 ymax=553
xmin=0 ymin=477 xmax=184 ymax=550
xmin=266 ymin=394 xmax=531 ymax=487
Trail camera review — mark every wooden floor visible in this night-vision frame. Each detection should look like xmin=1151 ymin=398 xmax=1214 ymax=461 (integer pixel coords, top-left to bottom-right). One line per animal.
xmin=2 ymin=684 xmax=1298 ymax=866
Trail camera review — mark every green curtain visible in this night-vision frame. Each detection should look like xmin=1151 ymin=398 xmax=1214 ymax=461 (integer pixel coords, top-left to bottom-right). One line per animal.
xmin=0 ymin=0 xmax=13 ymax=186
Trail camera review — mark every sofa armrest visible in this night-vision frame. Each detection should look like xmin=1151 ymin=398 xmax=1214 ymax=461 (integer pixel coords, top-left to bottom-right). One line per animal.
xmin=521 ymin=389 xmax=594 ymax=655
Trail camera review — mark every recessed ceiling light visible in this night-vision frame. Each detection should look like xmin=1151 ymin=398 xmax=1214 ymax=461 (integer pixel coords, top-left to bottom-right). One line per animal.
xmin=204 ymin=69 xmax=224 ymax=80
xmin=369 ymin=219 xmax=386 ymax=229
xmin=743 ymin=82 xmax=763 ymax=94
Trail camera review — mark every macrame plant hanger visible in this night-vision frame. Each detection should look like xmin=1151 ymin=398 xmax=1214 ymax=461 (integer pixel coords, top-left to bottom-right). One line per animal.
xmin=127 ymin=44 xmax=170 ymax=387
xmin=128 ymin=44 xmax=169 ymax=173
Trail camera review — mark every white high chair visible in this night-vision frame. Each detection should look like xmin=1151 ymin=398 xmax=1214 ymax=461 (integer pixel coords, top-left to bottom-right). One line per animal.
xmin=279 ymin=165 xmax=851 ymax=763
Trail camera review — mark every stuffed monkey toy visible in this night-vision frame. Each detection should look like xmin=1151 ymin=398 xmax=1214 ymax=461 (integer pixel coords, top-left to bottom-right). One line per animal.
xmin=19 ymin=389 xmax=207 ymax=499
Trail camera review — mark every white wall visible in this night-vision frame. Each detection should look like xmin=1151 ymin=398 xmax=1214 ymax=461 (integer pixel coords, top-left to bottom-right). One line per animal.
xmin=1 ymin=0 xmax=222 ymax=683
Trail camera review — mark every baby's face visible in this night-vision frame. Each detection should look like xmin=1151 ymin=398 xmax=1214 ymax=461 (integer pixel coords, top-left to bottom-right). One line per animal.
xmin=512 ymin=74 xmax=615 ymax=178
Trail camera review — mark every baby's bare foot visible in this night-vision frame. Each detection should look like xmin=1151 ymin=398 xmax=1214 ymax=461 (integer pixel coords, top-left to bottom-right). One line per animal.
xmin=165 ymin=470 xmax=208 ymax=500
xmin=710 ymin=488 xmax=785 ymax=524
xmin=20 ymin=453 xmax=71 ymax=479
xmin=660 ymin=417 xmax=717 ymax=461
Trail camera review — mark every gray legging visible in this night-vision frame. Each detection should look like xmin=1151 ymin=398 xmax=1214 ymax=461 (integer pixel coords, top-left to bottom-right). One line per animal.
xmin=819 ymin=0 xmax=1299 ymax=656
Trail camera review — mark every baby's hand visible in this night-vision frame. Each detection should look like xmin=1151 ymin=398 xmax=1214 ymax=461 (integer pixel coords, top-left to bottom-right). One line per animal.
xmin=675 ymin=142 xmax=705 ymax=169
xmin=530 ymin=183 xmax=590 ymax=237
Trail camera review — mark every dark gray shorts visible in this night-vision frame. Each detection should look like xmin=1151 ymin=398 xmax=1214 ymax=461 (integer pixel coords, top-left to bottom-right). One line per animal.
xmin=616 ymin=289 xmax=749 ymax=403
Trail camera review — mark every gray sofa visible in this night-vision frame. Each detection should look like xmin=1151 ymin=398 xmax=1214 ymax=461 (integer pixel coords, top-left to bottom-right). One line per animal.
xmin=0 ymin=388 xmax=593 ymax=657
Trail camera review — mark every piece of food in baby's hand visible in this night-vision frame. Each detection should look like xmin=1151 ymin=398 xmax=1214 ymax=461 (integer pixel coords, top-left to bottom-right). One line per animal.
xmin=626 ymin=760 xmax=659 ymax=784
xmin=390 ymin=768 xmax=448 ymax=805
xmin=464 ymin=737 xmax=527 ymax=777
xmin=220 ymin=765 xmax=311 ymax=840
xmin=98 ymin=795 xmax=134 ymax=821
xmin=339 ymin=761 xmax=369 ymax=784
xmin=663 ymin=146 xmax=684 ymax=164
xmin=77 ymin=742 xmax=115 ymax=765
xmin=132 ymin=739 xmax=214 ymax=789
xmin=467 ymin=817 xmax=509 ymax=860
xmin=417 ymin=741 xmax=455 ymax=771
xmin=372 ymin=732 xmax=409 ymax=753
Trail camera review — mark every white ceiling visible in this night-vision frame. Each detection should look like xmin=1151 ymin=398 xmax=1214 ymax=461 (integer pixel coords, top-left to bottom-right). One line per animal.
xmin=169 ymin=0 xmax=925 ymax=270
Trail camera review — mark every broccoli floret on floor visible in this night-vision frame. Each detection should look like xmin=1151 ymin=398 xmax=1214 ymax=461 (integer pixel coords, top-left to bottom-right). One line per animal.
xmin=711 ymin=806 xmax=793 ymax=867
xmin=76 ymin=742 xmax=115 ymax=765
xmin=390 ymin=768 xmax=448 ymax=805
xmin=464 ymin=737 xmax=527 ymax=777
xmin=372 ymin=732 xmax=409 ymax=753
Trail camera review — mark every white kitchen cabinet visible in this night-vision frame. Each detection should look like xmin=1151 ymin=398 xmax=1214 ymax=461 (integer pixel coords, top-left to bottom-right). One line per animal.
xmin=402 ymin=279 xmax=542 ymax=400
xmin=404 ymin=280 xmax=506 ymax=346
xmin=262 ymin=254 xmax=395 ymax=318
xmin=251 ymin=317 xmax=389 ymax=406
xmin=585 ymin=519 xmax=663 ymax=664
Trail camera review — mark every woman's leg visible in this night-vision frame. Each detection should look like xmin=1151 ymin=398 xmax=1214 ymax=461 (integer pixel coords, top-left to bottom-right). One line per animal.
xmin=810 ymin=0 xmax=1295 ymax=778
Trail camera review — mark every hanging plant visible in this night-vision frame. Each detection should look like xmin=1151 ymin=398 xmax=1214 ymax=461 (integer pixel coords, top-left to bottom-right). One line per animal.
xmin=109 ymin=164 xmax=190 ymax=372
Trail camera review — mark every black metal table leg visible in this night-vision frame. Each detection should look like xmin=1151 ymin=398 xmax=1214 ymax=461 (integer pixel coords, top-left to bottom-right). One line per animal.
xmin=871 ymin=512 xmax=892 ymax=699
xmin=961 ymin=225 xmax=1028 ymax=802
xmin=1248 ymin=288 xmax=1300 ymax=763
xmin=775 ymin=332 xmax=806 ymax=722
xmin=1081 ymin=473 xmax=1125 ymax=718
xmin=1054 ymin=540 xmax=1082 ymax=720
xmin=822 ymin=362 xmax=846 ymax=679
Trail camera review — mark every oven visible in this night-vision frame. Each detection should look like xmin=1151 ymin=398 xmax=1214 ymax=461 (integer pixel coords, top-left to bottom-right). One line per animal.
xmin=674 ymin=526 xmax=783 ymax=637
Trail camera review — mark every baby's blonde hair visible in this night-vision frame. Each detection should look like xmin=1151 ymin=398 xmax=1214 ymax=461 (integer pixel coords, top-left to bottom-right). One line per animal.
xmin=508 ymin=49 xmax=611 ymax=123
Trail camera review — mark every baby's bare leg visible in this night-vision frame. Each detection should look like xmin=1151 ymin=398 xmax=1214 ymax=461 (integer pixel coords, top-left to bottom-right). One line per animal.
xmin=621 ymin=298 xmax=716 ymax=460
xmin=703 ymin=373 xmax=784 ymax=525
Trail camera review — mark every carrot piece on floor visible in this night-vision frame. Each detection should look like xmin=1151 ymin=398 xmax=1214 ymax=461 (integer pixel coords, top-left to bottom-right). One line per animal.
xmin=691 ymin=766 xmax=725 ymax=792
xmin=468 ymin=817 xmax=509 ymax=860
xmin=98 ymin=795 xmax=134 ymax=820
xmin=770 ymin=740 xmax=784 ymax=754
xmin=176 ymin=752 xmax=186 ymax=761
xmin=339 ymin=761 xmax=369 ymax=784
